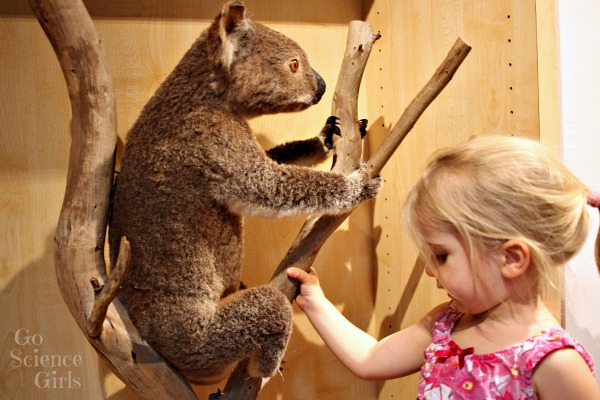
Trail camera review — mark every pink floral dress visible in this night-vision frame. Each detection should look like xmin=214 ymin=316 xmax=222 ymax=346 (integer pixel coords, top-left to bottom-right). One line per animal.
xmin=418 ymin=303 xmax=595 ymax=399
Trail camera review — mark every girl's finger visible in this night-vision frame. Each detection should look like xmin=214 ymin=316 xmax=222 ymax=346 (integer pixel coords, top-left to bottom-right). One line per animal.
xmin=287 ymin=267 xmax=317 ymax=284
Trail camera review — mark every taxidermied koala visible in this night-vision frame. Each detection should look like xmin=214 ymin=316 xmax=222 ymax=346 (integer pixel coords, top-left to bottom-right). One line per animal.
xmin=109 ymin=0 xmax=380 ymax=384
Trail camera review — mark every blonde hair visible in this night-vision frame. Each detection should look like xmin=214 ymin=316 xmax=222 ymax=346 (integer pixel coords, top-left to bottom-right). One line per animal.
xmin=403 ymin=135 xmax=591 ymax=295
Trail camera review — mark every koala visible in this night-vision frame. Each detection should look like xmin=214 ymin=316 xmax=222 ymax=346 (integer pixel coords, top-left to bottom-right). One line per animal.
xmin=109 ymin=0 xmax=380 ymax=384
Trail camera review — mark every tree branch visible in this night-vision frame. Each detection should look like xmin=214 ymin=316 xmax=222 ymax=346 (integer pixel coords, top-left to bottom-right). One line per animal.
xmin=223 ymin=28 xmax=472 ymax=400
xmin=32 ymin=0 xmax=471 ymax=396
xmin=29 ymin=0 xmax=198 ymax=398
xmin=221 ymin=20 xmax=381 ymax=400
xmin=223 ymin=28 xmax=471 ymax=400
xmin=269 ymin=37 xmax=472 ymax=300
xmin=366 ymin=38 xmax=472 ymax=177
xmin=86 ymin=237 xmax=131 ymax=338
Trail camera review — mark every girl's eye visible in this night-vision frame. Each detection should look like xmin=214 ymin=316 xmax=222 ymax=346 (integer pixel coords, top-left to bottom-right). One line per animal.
xmin=435 ymin=254 xmax=448 ymax=264
xmin=289 ymin=59 xmax=299 ymax=72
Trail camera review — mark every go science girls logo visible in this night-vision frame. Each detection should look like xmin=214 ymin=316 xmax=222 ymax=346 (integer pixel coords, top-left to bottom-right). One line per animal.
xmin=9 ymin=328 xmax=82 ymax=389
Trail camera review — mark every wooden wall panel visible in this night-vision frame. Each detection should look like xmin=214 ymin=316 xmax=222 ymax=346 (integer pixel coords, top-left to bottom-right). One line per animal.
xmin=0 ymin=0 xmax=555 ymax=399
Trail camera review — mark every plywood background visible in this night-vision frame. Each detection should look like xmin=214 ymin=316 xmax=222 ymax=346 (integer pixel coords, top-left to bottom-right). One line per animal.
xmin=0 ymin=0 xmax=556 ymax=399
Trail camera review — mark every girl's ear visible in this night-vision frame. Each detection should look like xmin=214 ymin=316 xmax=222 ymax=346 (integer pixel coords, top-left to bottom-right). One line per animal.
xmin=500 ymin=240 xmax=531 ymax=279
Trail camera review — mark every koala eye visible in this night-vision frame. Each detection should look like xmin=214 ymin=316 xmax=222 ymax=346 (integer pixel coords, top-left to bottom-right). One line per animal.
xmin=289 ymin=59 xmax=299 ymax=73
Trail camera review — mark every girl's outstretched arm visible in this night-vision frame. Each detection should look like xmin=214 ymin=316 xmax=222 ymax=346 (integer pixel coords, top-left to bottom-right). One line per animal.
xmin=287 ymin=267 xmax=441 ymax=380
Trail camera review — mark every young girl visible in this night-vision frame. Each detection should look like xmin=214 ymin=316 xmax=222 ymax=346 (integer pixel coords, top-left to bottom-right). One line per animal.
xmin=287 ymin=135 xmax=600 ymax=399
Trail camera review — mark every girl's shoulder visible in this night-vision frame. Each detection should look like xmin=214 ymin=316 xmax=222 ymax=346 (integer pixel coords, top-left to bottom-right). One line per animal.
xmin=528 ymin=328 xmax=599 ymax=399
xmin=521 ymin=327 xmax=595 ymax=373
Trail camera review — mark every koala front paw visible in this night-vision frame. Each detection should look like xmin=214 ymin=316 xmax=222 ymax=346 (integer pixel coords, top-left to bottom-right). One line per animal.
xmin=348 ymin=161 xmax=382 ymax=203
xmin=319 ymin=117 xmax=369 ymax=151
xmin=319 ymin=115 xmax=341 ymax=150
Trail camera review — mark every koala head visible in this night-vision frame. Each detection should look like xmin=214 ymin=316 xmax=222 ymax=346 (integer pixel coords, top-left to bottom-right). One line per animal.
xmin=206 ymin=1 xmax=326 ymax=117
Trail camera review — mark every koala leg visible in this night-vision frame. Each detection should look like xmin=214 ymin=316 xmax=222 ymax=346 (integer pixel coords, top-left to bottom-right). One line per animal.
xmin=182 ymin=285 xmax=293 ymax=383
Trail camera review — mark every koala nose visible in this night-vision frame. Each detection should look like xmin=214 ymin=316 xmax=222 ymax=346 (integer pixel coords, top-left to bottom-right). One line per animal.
xmin=312 ymin=68 xmax=326 ymax=103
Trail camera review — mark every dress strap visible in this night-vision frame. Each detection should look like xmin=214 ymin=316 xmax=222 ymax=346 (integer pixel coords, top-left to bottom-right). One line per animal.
xmin=522 ymin=328 xmax=595 ymax=374
xmin=430 ymin=302 xmax=464 ymax=343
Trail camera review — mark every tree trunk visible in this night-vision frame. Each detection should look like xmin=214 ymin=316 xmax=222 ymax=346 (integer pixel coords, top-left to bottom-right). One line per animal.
xmin=29 ymin=0 xmax=198 ymax=398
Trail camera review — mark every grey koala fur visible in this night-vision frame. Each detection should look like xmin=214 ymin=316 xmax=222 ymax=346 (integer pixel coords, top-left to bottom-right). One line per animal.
xmin=109 ymin=0 xmax=381 ymax=384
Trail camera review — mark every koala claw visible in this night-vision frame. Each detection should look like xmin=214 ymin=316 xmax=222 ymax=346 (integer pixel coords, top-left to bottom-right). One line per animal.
xmin=326 ymin=115 xmax=341 ymax=125
xmin=358 ymin=118 xmax=368 ymax=138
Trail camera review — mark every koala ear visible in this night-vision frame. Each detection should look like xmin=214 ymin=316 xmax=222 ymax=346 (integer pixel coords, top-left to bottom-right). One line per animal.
xmin=220 ymin=1 xmax=247 ymax=34
xmin=217 ymin=1 xmax=250 ymax=69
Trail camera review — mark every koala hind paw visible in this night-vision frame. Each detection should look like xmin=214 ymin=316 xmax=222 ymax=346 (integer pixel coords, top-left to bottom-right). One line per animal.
xmin=247 ymin=351 xmax=284 ymax=379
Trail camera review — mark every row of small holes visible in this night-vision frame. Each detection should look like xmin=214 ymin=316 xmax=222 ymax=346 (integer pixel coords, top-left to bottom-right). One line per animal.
xmin=376 ymin=14 xmax=396 ymax=389
xmin=508 ymin=14 xmax=514 ymax=116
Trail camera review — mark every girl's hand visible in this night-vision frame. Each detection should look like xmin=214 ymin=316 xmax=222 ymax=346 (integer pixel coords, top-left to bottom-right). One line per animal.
xmin=287 ymin=267 xmax=325 ymax=311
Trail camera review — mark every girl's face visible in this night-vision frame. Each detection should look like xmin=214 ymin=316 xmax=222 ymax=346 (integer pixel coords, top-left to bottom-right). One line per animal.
xmin=421 ymin=224 xmax=508 ymax=315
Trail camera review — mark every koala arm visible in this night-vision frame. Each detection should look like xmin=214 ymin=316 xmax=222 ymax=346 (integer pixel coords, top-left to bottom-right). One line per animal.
xmin=265 ymin=116 xmax=341 ymax=166
xmin=185 ymin=110 xmax=379 ymax=218
xmin=265 ymin=137 xmax=329 ymax=166
xmin=265 ymin=117 xmax=369 ymax=167
xmin=214 ymin=159 xmax=380 ymax=218
xmin=202 ymin=129 xmax=379 ymax=218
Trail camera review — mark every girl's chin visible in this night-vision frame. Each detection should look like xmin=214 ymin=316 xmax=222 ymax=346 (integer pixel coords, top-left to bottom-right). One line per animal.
xmin=451 ymin=300 xmax=493 ymax=316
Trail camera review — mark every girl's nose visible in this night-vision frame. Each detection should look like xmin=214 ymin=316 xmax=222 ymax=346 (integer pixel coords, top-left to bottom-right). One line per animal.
xmin=425 ymin=264 xmax=435 ymax=278
xmin=425 ymin=265 xmax=443 ymax=288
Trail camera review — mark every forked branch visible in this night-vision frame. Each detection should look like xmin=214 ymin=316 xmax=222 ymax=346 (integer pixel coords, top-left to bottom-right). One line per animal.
xmin=86 ymin=237 xmax=131 ymax=338
xmin=222 ymin=26 xmax=471 ymax=400
xmin=222 ymin=21 xmax=381 ymax=400
xmin=269 ymin=37 xmax=472 ymax=300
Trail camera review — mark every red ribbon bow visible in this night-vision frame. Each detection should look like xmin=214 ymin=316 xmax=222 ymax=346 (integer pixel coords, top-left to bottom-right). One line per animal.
xmin=433 ymin=340 xmax=474 ymax=368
